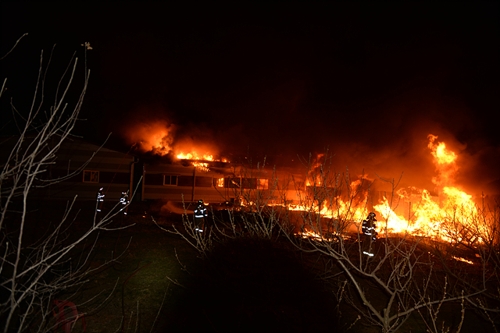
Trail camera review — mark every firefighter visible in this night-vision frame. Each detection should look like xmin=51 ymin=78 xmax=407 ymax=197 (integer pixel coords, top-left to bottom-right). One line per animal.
xmin=194 ymin=199 xmax=208 ymax=232
xmin=362 ymin=212 xmax=377 ymax=257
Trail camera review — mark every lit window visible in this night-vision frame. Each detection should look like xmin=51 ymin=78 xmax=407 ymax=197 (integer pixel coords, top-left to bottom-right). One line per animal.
xmin=83 ymin=170 xmax=99 ymax=183
xmin=163 ymin=175 xmax=178 ymax=186
xmin=257 ymin=179 xmax=269 ymax=190
xmin=215 ymin=178 xmax=224 ymax=187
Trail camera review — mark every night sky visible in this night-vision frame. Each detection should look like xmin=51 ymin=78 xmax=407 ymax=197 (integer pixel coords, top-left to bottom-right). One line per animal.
xmin=1 ymin=2 xmax=499 ymax=195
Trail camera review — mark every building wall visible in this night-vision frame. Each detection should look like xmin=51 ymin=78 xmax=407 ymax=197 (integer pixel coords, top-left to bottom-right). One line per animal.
xmin=45 ymin=139 xmax=135 ymax=201
xmin=142 ymin=161 xmax=306 ymax=205
xmin=143 ymin=163 xmax=231 ymax=202
xmin=0 ymin=136 xmax=135 ymax=202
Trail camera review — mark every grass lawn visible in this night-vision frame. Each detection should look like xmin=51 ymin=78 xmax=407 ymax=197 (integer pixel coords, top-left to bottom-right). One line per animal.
xmin=55 ymin=211 xmax=198 ymax=333
xmin=40 ymin=201 xmax=498 ymax=333
xmin=54 ymin=205 xmax=339 ymax=332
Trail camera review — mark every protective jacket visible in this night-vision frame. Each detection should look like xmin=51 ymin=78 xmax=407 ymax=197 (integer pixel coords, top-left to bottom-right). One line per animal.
xmin=362 ymin=212 xmax=377 ymax=241
xmin=194 ymin=203 xmax=208 ymax=219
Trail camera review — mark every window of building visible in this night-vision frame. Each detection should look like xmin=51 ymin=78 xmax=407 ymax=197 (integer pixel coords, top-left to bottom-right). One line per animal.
xmin=83 ymin=170 xmax=99 ymax=183
xmin=257 ymin=179 xmax=269 ymax=190
xmin=145 ymin=173 xmax=163 ymax=185
xmin=195 ymin=176 xmax=213 ymax=188
xmin=215 ymin=178 xmax=224 ymax=187
xmin=177 ymin=176 xmax=194 ymax=187
xmin=225 ymin=177 xmax=241 ymax=188
xmin=241 ymin=178 xmax=257 ymax=189
xmin=163 ymin=175 xmax=178 ymax=186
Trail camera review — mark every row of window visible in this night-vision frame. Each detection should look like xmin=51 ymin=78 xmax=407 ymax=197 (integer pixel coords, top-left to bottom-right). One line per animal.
xmin=83 ymin=170 xmax=270 ymax=190
xmin=83 ymin=170 xmax=99 ymax=183
xmin=82 ymin=170 xmax=129 ymax=184
xmin=152 ymin=174 xmax=269 ymax=190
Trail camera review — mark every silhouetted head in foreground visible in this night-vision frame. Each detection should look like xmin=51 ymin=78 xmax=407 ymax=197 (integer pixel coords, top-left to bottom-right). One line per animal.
xmin=165 ymin=237 xmax=338 ymax=332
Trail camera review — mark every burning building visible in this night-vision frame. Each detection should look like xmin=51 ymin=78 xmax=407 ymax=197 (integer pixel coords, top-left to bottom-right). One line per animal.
xmin=120 ymin=114 xmax=498 ymax=245
xmin=140 ymin=156 xmax=304 ymax=207
xmin=121 ymin=117 xmax=307 ymax=206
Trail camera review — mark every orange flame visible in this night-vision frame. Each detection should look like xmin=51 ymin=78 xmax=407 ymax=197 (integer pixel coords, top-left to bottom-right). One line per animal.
xmin=175 ymin=149 xmax=229 ymax=172
xmin=428 ymin=134 xmax=457 ymax=165
xmin=125 ymin=120 xmax=175 ymax=155
xmin=427 ymin=134 xmax=458 ymax=186
xmin=372 ymin=135 xmax=486 ymax=243
xmin=306 ymin=153 xmax=325 ymax=186
xmin=176 ymin=152 xmax=215 ymax=161
xmin=295 ymin=134 xmax=489 ymax=246
xmin=175 ymin=145 xmax=229 ymax=171
xmin=191 ymin=161 xmax=210 ymax=172
xmin=123 ymin=119 xmax=232 ymax=167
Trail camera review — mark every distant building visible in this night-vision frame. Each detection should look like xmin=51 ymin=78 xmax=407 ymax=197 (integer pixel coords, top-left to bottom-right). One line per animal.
xmin=0 ymin=136 xmax=135 ymax=202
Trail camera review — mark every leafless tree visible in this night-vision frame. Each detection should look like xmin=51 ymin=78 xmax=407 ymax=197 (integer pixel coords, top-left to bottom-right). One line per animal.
xmin=0 ymin=36 xmax=136 ymax=332
xmin=282 ymin=154 xmax=499 ymax=332
xmin=156 ymin=161 xmax=290 ymax=258
xmin=429 ymin=200 xmax=500 ymax=332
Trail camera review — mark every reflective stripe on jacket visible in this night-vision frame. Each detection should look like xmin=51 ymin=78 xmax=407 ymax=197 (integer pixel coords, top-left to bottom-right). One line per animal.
xmin=194 ymin=206 xmax=207 ymax=218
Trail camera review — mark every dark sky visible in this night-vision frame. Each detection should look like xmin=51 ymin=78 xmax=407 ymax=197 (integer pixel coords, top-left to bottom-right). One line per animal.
xmin=1 ymin=2 xmax=499 ymax=194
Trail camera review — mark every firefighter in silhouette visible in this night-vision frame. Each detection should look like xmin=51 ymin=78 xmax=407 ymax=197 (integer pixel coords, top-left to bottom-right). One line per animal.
xmin=362 ymin=212 xmax=377 ymax=257
xmin=194 ymin=199 xmax=208 ymax=232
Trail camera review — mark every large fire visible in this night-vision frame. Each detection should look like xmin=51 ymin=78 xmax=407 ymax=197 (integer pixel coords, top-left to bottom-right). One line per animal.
xmin=373 ymin=134 xmax=487 ymax=243
xmin=126 ymin=120 xmax=491 ymax=244
xmin=176 ymin=151 xmax=228 ymax=163
xmin=176 ymin=152 xmax=215 ymax=161
xmin=125 ymin=120 xmax=175 ymax=155
xmin=175 ymin=150 xmax=228 ymax=172
xmin=124 ymin=119 xmax=229 ymax=169
xmin=296 ymin=134 xmax=491 ymax=245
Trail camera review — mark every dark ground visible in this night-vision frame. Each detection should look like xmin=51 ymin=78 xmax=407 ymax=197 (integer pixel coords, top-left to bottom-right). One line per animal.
xmin=38 ymin=201 xmax=338 ymax=333
xmin=72 ymin=219 xmax=338 ymax=332
xmin=14 ymin=200 xmax=499 ymax=332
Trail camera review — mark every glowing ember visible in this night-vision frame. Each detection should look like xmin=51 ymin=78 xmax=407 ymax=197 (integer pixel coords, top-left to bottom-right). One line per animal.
xmin=452 ymin=256 xmax=474 ymax=265
xmin=295 ymin=228 xmax=336 ymax=242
